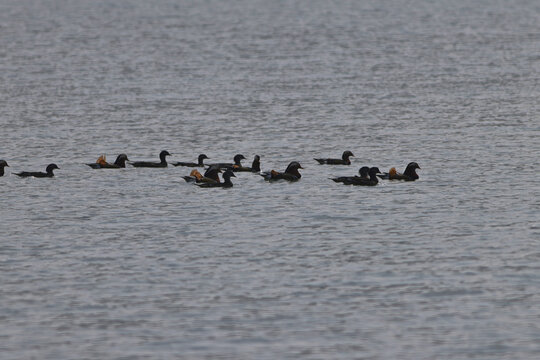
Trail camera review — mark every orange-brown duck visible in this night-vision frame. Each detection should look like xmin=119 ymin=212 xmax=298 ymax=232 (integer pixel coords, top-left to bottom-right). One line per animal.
xmin=196 ymin=169 xmax=235 ymax=188
xmin=87 ymin=154 xmax=129 ymax=169
xmin=261 ymin=161 xmax=303 ymax=181
xmin=183 ymin=169 xmax=220 ymax=184
xmin=378 ymin=162 xmax=420 ymax=181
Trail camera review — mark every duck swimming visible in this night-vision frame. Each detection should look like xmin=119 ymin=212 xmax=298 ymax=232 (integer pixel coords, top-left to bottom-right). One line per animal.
xmin=14 ymin=163 xmax=59 ymax=178
xmin=196 ymin=169 xmax=235 ymax=188
xmin=183 ymin=169 xmax=220 ymax=184
xmin=130 ymin=150 xmax=170 ymax=168
xmin=233 ymin=155 xmax=261 ymax=172
xmin=314 ymin=150 xmax=354 ymax=165
xmin=331 ymin=166 xmax=370 ymax=184
xmin=378 ymin=162 xmax=420 ymax=181
xmin=340 ymin=167 xmax=381 ymax=186
xmin=0 ymin=160 xmax=9 ymax=176
xmin=87 ymin=154 xmax=129 ymax=169
xmin=207 ymin=154 xmax=246 ymax=169
xmin=172 ymin=154 xmax=209 ymax=167
xmin=261 ymin=161 xmax=303 ymax=181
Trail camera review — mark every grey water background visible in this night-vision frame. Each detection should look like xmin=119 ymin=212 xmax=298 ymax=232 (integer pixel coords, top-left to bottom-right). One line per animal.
xmin=1 ymin=0 xmax=539 ymax=358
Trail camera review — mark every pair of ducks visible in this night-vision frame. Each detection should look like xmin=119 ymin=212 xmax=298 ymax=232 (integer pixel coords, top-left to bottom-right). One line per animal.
xmin=183 ymin=159 xmax=304 ymax=188
xmin=87 ymin=151 xmax=169 ymax=169
xmin=0 ymin=160 xmax=60 ymax=178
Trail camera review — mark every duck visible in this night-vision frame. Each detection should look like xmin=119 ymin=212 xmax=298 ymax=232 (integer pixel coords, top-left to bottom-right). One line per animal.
xmin=233 ymin=155 xmax=261 ymax=172
xmin=250 ymin=155 xmax=261 ymax=173
xmin=346 ymin=167 xmax=381 ymax=186
xmin=86 ymin=154 xmax=129 ymax=169
xmin=196 ymin=169 xmax=235 ymax=188
xmin=0 ymin=160 xmax=9 ymax=176
xmin=14 ymin=163 xmax=59 ymax=178
xmin=172 ymin=154 xmax=209 ymax=167
xmin=331 ymin=166 xmax=370 ymax=184
xmin=314 ymin=150 xmax=354 ymax=165
xmin=261 ymin=161 xmax=303 ymax=181
xmin=206 ymin=154 xmax=246 ymax=169
xmin=378 ymin=162 xmax=420 ymax=181
xmin=130 ymin=150 xmax=170 ymax=168
xmin=182 ymin=169 xmax=220 ymax=184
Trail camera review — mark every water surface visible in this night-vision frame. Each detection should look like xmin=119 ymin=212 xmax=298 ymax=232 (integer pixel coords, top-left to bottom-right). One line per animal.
xmin=1 ymin=0 xmax=539 ymax=359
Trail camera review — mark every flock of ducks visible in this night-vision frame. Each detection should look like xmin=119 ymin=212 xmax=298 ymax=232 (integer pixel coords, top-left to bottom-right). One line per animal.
xmin=0 ymin=151 xmax=420 ymax=188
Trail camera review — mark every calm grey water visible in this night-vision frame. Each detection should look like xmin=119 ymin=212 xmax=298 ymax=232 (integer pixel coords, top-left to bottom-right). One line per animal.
xmin=1 ymin=0 xmax=539 ymax=359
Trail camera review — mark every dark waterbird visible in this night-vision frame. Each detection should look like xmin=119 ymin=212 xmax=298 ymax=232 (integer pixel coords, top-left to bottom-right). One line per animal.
xmin=314 ymin=150 xmax=354 ymax=165
xmin=378 ymin=162 xmax=420 ymax=181
xmin=87 ymin=154 xmax=129 ymax=169
xmin=0 ymin=160 xmax=9 ymax=176
xmin=233 ymin=155 xmax=261 ymax=172
xmin=345 ymin=167 xmax=381 ymax=186
xmin=261 ymin=161 xmax=303 ymax=181
xmin=196 ymin=169 xmax=235 ymax=188
xmin=183 ymin=169 xmax=220 ymax=184
xmin=130 ymin=150 xmax=170 ymax=168
xmin=207 ymin=154 xmax=246 ymax=170
xmin=172 ymin=154 xmax=209 ymax=167
xmin=331 ymin=166 xmax=370 ymax=184
xmin=14 ymin=164 xmax=59 ymax=178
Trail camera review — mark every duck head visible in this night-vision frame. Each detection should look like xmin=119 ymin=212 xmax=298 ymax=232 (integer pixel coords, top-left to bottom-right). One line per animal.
xmin=342 ymin=150 xmax=354 ymax=160
xmin=233 ymin=154 xmax=246 ymax=165
xmin=404 ymin=162 xmax=420 ymax=179
xmin=368 ymin=166 xmax=381 ymax=180
xmin=46 ymin=163 xmax=60 ymax=174
xmin=222 ymin=169 xmax=236 ymax=181
xmin=115 ymin=154 xmax=129 ymax=167
xmin=285 ymin=161 xmax=303 ymax=177
xmin=198 ymin=154 xmax=209 ymax=165
xmin=358 ymin=166 xmax=370 ymax=178
xmin=159 ymin=150 xmax=171 ymax=162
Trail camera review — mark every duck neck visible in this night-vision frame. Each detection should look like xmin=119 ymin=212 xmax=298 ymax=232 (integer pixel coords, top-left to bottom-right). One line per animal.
xmin=115 ymin=158 xmax=127 ymax=167
xmin=287 ymin=169 xmax=301 ymax=178
xmin=404 ymin=167 xmax=418 ymax=179
xmin=251 ymin=159 xmax=260 ymax=172
xmin=223 ymin=175 xmax=233 ymax=185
